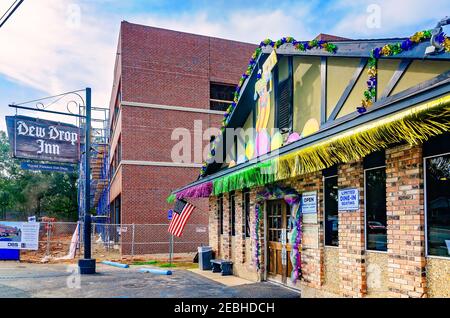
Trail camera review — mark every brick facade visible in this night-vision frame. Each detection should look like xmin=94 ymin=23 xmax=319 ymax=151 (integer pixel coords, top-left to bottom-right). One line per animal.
xmin=337 ymin=161 xmax=367 ymax=297
xmin=386 ymin=144 xmax=427 ymax=298
xmin=108 ymin=22 xmax=256 ymax=254
xmin=206 ymin=141 xmax=448 ymax=297
xmin=287 ymin=172 xmax=324 ymax=289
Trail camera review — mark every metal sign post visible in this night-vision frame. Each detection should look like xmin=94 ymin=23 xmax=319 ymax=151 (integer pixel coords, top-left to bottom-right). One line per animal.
xmin=78 ymin=87 xmax=96 ymax=274
xmin=8 ymin=87 xmax=96 ymax=274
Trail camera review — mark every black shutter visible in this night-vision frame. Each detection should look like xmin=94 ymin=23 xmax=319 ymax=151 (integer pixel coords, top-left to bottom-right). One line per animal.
xmin=277 ymin=79 xmax=292 ymax=131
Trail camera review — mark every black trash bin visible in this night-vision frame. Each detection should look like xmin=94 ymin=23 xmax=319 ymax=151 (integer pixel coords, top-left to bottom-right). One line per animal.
xmin=198 ymin=246 xmax=212 ymax=270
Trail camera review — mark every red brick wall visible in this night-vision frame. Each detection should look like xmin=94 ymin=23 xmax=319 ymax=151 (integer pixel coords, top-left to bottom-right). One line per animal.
xmin=120 ymin=22 xmax=255 ymax=108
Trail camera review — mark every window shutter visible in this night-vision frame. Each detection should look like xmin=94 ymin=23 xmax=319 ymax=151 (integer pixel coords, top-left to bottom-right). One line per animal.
xmin=277 ymin=79 xmax=292 ymax=131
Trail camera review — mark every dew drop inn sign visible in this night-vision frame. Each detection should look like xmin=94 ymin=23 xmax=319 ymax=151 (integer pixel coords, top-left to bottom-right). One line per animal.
xmin=6 ymin=115 xmax=82 ymax=163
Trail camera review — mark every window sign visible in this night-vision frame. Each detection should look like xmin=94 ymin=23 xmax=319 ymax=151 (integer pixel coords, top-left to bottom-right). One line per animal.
xmin=338 ymin=188 xmax=359 ymax=211
xmin=302 ymin=191 xmax=317 ymax=214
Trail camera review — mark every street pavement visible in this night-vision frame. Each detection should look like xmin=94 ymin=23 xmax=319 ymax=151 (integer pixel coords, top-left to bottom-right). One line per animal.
xmin=0 ymin=262 xmax=300 ymax=298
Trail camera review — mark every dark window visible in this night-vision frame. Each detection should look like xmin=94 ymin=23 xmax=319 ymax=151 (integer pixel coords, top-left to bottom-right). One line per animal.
xmin=364 ymin=150 xmax=385 ymax=169
xmin=425 ymin=153 xmax=450 ymax=257
xmin=324 ymin=176 xmax=339 ymax=246
xmin=230 ymin=192 xmax=236 ymax=236
xmin=275 ymin=57 xmax=293 ymax=132
xmin=243 ymin=190 xmax=251 ymax=238
xmin=210 ymin=83 xmax=235 ymax=111
xmin=365 ymin=167 xmax=387 ymax=251
xmin=218 ymin=195 xmax=223 ymax=235
xmin=113 ymin=195 xmax=121 ymax=225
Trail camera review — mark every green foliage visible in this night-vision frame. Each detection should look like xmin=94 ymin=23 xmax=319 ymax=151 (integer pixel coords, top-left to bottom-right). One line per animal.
xmin=0 ymin=130 xmax=78 ymax=221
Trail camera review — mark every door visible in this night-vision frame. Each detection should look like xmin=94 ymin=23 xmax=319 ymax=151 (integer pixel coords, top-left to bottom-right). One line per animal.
xmin=267 ymin=200 xmax=292 ymax=284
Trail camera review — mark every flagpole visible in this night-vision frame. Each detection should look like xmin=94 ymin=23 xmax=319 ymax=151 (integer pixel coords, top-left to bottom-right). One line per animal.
xmin=169 ymin=234 xmax=174 ymax=266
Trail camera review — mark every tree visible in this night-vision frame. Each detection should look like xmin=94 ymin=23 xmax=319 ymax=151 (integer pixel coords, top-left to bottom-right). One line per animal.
xmin=0 ymin=130 xmax=79 ymax=221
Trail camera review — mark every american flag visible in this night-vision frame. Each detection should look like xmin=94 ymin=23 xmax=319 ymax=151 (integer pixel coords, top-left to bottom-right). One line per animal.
xmin=168 ymin=199 xmax=195 ymax=237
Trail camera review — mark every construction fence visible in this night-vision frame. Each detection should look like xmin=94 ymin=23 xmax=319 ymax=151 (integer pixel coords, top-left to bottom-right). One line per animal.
xmin=19 ymin=222 xmax=209 ymax=263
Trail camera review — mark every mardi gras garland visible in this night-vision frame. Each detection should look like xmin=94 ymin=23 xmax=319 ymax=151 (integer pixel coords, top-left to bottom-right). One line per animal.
xmin=199 ymin=37 xmax=338 ymax=177
xmin=357 ymin=30 xmax=450 ymax=114
xmin=254 ymin=186 xmax=303 ymax=282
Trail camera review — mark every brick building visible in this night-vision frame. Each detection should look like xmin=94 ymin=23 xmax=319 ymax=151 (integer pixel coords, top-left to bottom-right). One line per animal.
xmin=107 ymin=21 xmax=255 ymax=253
xmin=173 ymin=27 xmax=450 ymax=297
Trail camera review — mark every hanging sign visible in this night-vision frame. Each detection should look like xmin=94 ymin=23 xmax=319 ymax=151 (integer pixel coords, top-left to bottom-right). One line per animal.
xmin=21 ymin=162 xmax=75 ymax=173
xmin=168 ymin=209 xmax=173 ymax=221
xmin=5 ymin=115 xmax=82 ymax=163
xmin=338 ymin=188 xmax=360 ymax=211
xmin=0 ymin=221 xmax=40 ymax=250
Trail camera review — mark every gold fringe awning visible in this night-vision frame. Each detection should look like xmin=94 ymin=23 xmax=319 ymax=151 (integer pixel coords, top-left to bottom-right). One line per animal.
xmin=276 ymin=95 xmax=450 ymax=181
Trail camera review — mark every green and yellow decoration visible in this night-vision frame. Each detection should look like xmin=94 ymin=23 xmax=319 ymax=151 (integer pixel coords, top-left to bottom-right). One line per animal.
xmin=358 ymin=29 xmax=450 ymax=114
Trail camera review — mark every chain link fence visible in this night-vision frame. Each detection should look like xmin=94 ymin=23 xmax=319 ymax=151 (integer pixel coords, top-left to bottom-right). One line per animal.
xmin=18 ymin=222 xmax=209 ymax=263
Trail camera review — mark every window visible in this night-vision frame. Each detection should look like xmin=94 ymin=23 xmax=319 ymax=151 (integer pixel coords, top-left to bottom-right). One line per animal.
xmin=230 ymin=192 xmax=236 ymax=236
xmin=243 ymin=190 xmax=251 ymax=238
xmin=112 ymin=195 xmax=121 ymax=225
xmin=324 ymin=175 xmax=339 ymax=247
xmin=210 ymin=83 xmax=235 ymax=111
xmin=275 ymin=57 xmax=293 ymax=132
xmin=218 ymin=195 xmax=224 ymax=235
xmin=364 ymin=151 xmax=387 ymax=252
xmin=425 ymin=133 xmax=450 ymax=257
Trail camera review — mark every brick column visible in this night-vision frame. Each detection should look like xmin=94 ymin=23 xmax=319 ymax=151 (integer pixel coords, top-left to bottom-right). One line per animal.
xmin=209 ymin=196 xmax=220 ymax=253
xmin=338 ymin=160 xmax=367 ymax=297
xmin=289 ymin=172 xmax=324 ymax=289
xmin=386 ymin=144 xmax=427 ymax=298
xmin=234 ymin=190 xmax=246 ymax=264
xmin=221 ymin=195 xmax=231 ymax=260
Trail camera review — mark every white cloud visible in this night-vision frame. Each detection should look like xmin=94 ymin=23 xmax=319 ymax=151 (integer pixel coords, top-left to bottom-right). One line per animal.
xmin=0 ymin=0 xmax=119 ymax=123
xmin=330 ymin=0 xmax=450 ymax=37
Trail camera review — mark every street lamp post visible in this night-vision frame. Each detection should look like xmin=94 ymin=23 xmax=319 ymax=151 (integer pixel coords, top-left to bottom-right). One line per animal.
xmin=78 ymin=87 xmax=96 ymax=274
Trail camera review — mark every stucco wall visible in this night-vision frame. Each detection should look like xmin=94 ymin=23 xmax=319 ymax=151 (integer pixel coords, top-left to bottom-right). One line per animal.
xmin=426 ymin=257 xmax=450 ymax=298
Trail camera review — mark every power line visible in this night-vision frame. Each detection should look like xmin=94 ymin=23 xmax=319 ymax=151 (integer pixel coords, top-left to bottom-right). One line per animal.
xmin=0 ymin=0 xmax=18 ymax=22
xmin=0 ymin=0 xmax=24 ymax=29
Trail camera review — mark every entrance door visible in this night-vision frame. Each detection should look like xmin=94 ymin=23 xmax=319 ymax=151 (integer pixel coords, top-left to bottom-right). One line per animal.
xmin=267 ymin=200 xmax=292 ymax=284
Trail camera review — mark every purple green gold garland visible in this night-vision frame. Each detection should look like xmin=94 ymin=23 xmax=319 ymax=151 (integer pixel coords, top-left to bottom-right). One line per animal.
xmin=358 ymin=30 xmax=450 ymax=114
xmin=200 ymin=37 xmax=338 ymax=177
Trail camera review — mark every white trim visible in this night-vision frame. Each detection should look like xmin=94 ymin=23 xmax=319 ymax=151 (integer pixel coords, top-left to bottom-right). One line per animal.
xmin=364 ymin=165 xmax=387 ymax=252
xmin=426 ymin=255 xmax=450 ymax=261
xmin=120 ymin=160 xmax=203 ymax=168
xmin=365 ymin=249 xmax=388 ymax=255
xmin=122 ymin=101 xmax=226 ymax=115
xmin=323 ymin=175 xmax=339 ymax=247
xmin=423 ymin=152 xmax=450 ymax=259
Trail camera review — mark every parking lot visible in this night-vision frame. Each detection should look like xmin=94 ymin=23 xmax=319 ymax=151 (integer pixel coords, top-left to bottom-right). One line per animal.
xmin=0 ymin=262 xmax=300 ymax=298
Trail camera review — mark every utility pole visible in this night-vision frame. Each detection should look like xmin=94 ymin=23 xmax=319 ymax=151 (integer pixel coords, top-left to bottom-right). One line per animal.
xmin=78 ymin=87 xmax=96 ymax=274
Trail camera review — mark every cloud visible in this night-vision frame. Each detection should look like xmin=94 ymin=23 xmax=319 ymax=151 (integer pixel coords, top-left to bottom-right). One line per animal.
xmin=0 ymin=0 xmax=119 ymax=112
xmin=129 ymin=3 xmax=317 ymax=44
xmin=330 ymin=0 xmax=450 ymax=38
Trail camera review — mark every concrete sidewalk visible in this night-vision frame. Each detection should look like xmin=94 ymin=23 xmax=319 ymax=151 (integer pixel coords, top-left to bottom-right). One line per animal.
xmin=0 ymin=262 xmax=300 ymax=298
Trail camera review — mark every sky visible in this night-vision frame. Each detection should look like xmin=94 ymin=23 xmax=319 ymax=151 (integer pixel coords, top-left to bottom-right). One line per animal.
xmin=0 ymin=0 xmax=449 ymax=131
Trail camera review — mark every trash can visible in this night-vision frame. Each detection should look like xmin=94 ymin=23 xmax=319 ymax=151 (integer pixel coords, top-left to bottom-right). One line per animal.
xmin=198 ymin=246 xmax=212 ymax=270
